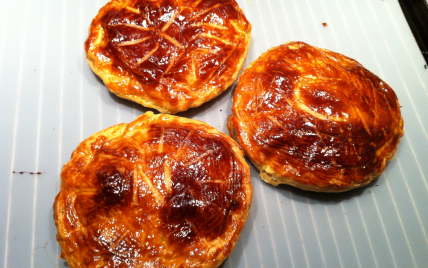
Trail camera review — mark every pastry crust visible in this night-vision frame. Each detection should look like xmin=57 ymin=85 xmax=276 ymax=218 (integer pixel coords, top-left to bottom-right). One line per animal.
xmin=85 ymin=0 xmax=251 ymax=114
xmin=230 ymin=41 xmax=404 ymax=192
xmin=54 ymin=112 xmax=252 ymax=268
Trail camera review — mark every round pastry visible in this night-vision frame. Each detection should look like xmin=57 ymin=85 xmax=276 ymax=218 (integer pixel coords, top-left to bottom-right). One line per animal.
xmin=85 ymin=0 xmax=251 ymax=114
xmin=229 ymin=41 xmax=404 ymax=192
xmin=54 ymin=112 xmax=252 ymax=268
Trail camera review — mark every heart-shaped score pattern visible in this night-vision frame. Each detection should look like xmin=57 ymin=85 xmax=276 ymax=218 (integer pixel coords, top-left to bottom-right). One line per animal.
xmin=85 ymin=0 xmax=251 ymax=113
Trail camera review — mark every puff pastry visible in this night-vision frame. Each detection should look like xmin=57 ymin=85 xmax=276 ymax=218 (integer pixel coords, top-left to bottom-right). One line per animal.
xmin=85 ymin=0 xmax=251 ymax=114
xmin=230 ymin=42 xmax=404 ymax=192
xmin=54 ymin=112 xmax=252 ymax=267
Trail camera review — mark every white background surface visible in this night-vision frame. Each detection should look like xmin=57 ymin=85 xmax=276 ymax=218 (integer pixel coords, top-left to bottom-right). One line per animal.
xmin=1 ymin=0 xmax=428 ymax=267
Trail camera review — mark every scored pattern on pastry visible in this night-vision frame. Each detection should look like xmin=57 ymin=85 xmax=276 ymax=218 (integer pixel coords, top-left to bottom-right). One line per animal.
xmin=85 ymin=0 xmax=251 ymax=113
xmin=108 ymin=2 xmax=235 ymax=83
xmin=54 ymin=113 xmax=251 ymax=268
xmin=232 ymin=42 xmax=403 ymax=192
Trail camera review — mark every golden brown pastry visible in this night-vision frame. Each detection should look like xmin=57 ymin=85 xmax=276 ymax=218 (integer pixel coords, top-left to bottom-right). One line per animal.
xmin=85 ymin=0 xmax=251 ymax=114
xmin=54 ymin=112 xmax=252 ymax=268
xmin=229 ymin=41 xmax=404 ymax=192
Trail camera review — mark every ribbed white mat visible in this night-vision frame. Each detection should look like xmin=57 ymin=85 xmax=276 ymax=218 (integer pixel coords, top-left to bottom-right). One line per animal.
xmin=1 ymin=0 xmax=427 ymax=267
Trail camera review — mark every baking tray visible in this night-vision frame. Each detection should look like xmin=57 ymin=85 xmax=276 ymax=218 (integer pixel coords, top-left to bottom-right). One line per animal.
xmin=399 ymin=0 xmax=428 ymax=64
xmin=1 ymin=0 xmax=428 ymax=267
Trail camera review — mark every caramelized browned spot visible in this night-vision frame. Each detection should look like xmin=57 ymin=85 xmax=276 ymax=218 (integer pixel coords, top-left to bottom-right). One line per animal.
xmin=233 ymin=42 xmax=403 ymax=191
xmin=95 ymin=165 xmax=133 ymax=206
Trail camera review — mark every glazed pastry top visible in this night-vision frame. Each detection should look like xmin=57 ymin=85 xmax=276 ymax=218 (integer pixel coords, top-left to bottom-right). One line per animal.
xmin=54 ymin=112 xmax=252 ymax=267
xmin=232 ymin=42 xmax=403 ymax=191
xmin=85 ymin=0 xmax=251 ymax=113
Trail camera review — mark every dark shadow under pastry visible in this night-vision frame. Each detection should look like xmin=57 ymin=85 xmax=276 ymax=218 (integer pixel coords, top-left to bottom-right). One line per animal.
xmin=230 ymin=41 xmax=404 ymax=192
xmin=54 ymin=112 xmax=252 ymax=267
xmin=85 ymin=0 xmax=251 ymax=114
